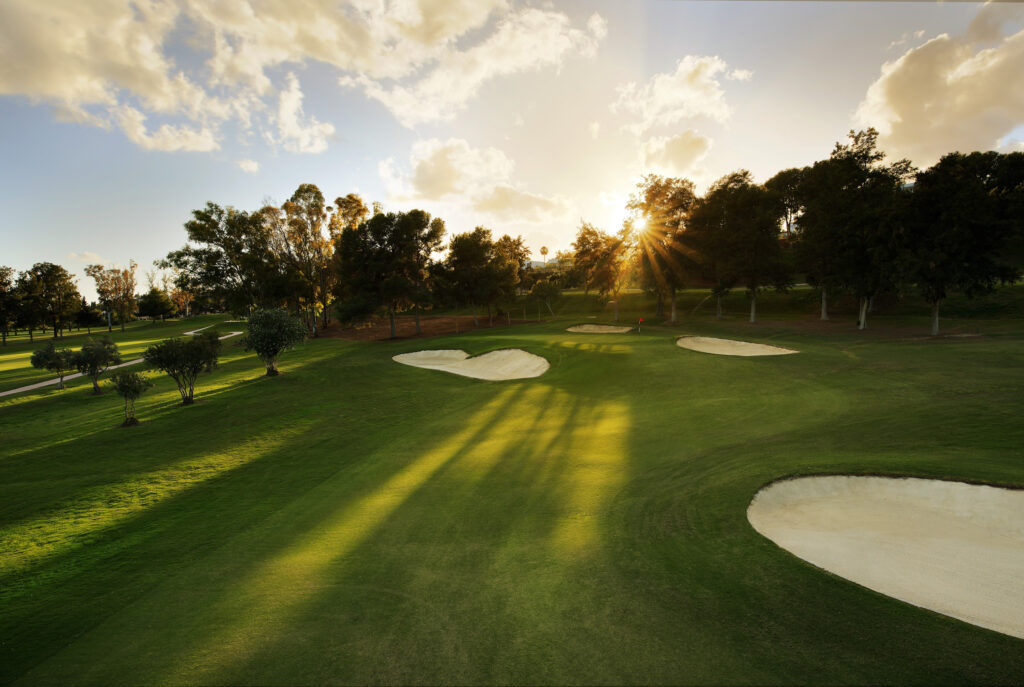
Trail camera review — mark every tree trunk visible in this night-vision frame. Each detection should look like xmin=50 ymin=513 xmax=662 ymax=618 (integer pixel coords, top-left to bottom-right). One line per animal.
xmin=931 ymin=301 xmax=940 ymax=336
xmin=388 ymin=309 xmax=396 ymax=338
xmin=57 ymin=373 xmax=65 ymax=390
xmin=820 ymin=288 xmax=829 ymax=321
xmin=749 ymin=292 xmax=757 ymax=323
xmin=858 ymin=297 xmax=869 ymax=330
xmin=472 ymin=305 xmax=479 ymax=327
xmin=91 ymin=377 xmax=101 ymax=394
xmin=546 ymin=300 xmax=555 ymax=316
xmin=266 ymin=359 xmax=279 ymax=376
xmin=716 ymin=295 xmax=722 ymax=319
xmin=670 ymin=288 xmax=677 ymax=324
xmin=613 ymin=300 xmax=619 ymax=322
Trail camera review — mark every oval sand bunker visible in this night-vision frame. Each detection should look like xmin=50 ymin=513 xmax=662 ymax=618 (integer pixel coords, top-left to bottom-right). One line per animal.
xmin=566 ymin=324 xmax=634 ymax=334
xmin=748 ymin=476 xmax=1024 ymax=639
xmin=676 ymin=336 xmax=797 ymax=356
xmin=392 ymin=349 xmax=549 ymax=381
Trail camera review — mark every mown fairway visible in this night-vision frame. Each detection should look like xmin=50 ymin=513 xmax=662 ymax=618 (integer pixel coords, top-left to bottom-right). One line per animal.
xmin=2 ymin=292 xmax=1023 ymax=685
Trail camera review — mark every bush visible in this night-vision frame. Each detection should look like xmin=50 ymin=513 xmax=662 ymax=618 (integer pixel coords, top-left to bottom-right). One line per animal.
xmin=109 ymin=370 xmax=152 ymax=426
xmin=243 ymin=309 xmax=306 ymax=376
xmin=30 ymin=342 xmax=75 ymax=390
xmin=143 ymin=332 xmax=221 ymax=405
xmin=73 ymin=337 xmax=121 ymax=394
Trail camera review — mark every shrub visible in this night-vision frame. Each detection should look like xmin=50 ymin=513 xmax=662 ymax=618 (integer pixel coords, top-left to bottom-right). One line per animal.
xmin=73 ymin=337 xmax=121 ymax=394
xmin=143 ymin=332 xmax=221 ymax=405
xmin=30 ymin=342 xmax=75 ymax=390
xmin=109 ymin=370 xmax=152 ymax=426
xmin=243 ymin=309 xmax=306 ymax=376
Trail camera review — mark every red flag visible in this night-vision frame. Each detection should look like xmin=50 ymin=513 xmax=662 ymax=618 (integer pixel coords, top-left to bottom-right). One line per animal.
xmin=639 ymin=317 xmax=644 ymax=322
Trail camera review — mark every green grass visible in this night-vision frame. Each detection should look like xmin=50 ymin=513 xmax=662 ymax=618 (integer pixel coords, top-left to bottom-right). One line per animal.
xmin=1 ymin=293 xmax=1023 ymax=685
xmin=0 ymin=315 xmax=232 ymax=393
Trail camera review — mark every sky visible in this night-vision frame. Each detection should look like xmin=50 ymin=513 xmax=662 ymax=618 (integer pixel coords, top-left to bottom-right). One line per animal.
xmin=2 ymin=0 xmax=1024 ymax=302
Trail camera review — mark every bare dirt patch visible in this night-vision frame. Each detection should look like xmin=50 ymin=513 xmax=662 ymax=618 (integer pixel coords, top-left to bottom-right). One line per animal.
xmin=748 ymin=475 xmax=1024 ymax=640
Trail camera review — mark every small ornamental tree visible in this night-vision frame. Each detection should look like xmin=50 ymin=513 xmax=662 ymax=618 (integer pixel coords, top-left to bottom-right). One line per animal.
xmin=109 ymin=370 xmax=152 ymax=426
xmin=143 ymin=332 xmax=221 ymax=405
xmin=30 ymin=341 xmax=75 ymax=390
xmin=73 ymin=337 xmax=122 ymax=394
xmin=529 ymin=279 xmax=561 ymax=317
xmin=242 ymin=308 xmax=306 ymax=376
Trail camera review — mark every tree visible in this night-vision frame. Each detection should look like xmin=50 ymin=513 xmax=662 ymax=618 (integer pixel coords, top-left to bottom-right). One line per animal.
xmin=242 ymin=308 xmax=306 ymax=376
xmin=74 ymin=298 xmax=105 ymax=334
xmin=278 ymin=184 xmax=334 ymax=335
xmin=628 ymin=174 xmax=697 ymax=323
xmin=765 ymin=167 xmax=805 ymax=237
xmin=15 ymin=269 xmax=45 ymax=340
xmin=109 ymin=370 xmax=152 ymax=426
xmin=19 ymin=263 xmax=80 ymax=338
xmin=907 ymin=152 xmax=1020 ymax=335
xmin=704 ymin=171 xmax=790 ymax=323
xmin=540 ymin=246 xmax=549 ymax=264
xmin=85 ymin=261 xmax=137 ymax=332
xmin=686 ymin=175 xmax=745 ymax=319
xmin=73 ymin=337 xmax=122 ymax=394
xmin=143 ymin=333 xmax=222 ymax=405
xmin=0 ymin=266 xmax=17 ymax=346
xmin=333 ymin=209 xmax=446 ymax=337
xmin=572 ymin=222 xmax=604 ymax=294
xmin=797 ymin=129 xmax=914 ymax=329
xmin=589 ymin=225 xmax=632 ymax=321
xmin=30 ymin=341 xmax=75 ymax=390
xmin=529 ymin=278 xmax=561 ymax=317
xmin=137 ymin=287 xmax=178 ymax=320
xmin=436 ymin=227 xmax=499 ymax=327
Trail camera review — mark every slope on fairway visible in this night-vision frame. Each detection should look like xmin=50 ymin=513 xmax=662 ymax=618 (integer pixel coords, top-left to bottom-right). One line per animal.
xmin=748 ymin=476 xmax=1024 ymax=640
xmin=392 ymin=348 xmax=549 ymax=380
xmin=676 ymin=335 xmax=797 ymax=356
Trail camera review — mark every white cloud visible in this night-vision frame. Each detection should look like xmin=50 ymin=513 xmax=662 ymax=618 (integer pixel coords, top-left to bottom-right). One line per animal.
xmin=341 ymin=7 xmax=607 ymax=127
xmin=114 ymin=105 xmax=219 ymax=152
xmin=856 ymin=3 xmax=1024 ymax=166
xmin=237 ymin=159 xmax=260 ymax=174
xmin=641 ymin=130 xmax=712 ymax=175
xmin=0 ymin=0 xmax=597 ymax=155
xmin=590 ymin=121 xmax=601 ymax=138
xmin=612 ymin=55 xmax=746 ymax=134
xmin=382 ymin=138 xmax=570 ymax=223
xmin=272 ymin=73 xmax=335 ymax=154
xmin=727 ymin=69 xmax=753 ymax=81
xmin=67 ymin=251 xmax=108 ymax=264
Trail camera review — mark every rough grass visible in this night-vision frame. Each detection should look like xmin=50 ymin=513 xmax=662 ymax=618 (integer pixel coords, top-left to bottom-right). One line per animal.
xmin=1 ymin=294 xmax=1023 ymax=685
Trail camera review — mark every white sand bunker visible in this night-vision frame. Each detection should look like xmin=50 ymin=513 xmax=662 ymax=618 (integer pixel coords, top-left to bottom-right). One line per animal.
xmin=566 ymin=324 xmax=634 ymax=334
xmin=676 ymin=336 xmax=797 ymax=356
xmin=392 ymin=349 xmax=549 ymax=381
xmin=748 ymin=476 xmax=1024 ymax=639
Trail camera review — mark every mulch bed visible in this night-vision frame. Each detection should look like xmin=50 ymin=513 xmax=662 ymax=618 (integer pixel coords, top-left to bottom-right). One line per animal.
xmin=321 ymin=315 xmax=540 ymax=342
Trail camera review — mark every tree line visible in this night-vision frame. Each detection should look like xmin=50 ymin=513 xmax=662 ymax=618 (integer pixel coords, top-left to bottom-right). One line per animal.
xmin=563 ymin=129 xmax=1024 ymax=335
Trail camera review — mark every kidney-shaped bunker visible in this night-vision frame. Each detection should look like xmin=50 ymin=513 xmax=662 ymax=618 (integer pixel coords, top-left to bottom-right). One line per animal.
xmin=748 ymin=475 xmax=1024 ymax=639
xmin=393 ymin=349 xmax=549 ymax=381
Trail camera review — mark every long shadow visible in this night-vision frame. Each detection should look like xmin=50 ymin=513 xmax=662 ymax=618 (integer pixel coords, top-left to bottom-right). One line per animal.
xmin=2 ymin=381 xmax=530 ymax=685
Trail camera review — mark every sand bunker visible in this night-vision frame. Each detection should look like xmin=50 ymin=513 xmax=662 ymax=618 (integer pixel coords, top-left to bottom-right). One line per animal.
xmin=392 ymin=349 xmax=549 ymax=381
xmin=676 ymin=336 xmax=797 ymax=356
xmin=566 ymin=324 xmax=634 ymax=334
xmin=748 ymin=475 xmax=1024 ymax=639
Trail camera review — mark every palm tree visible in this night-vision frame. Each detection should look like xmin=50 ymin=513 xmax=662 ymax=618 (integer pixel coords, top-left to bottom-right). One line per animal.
xmin=540 ymin=246 xmax=549 ymax=265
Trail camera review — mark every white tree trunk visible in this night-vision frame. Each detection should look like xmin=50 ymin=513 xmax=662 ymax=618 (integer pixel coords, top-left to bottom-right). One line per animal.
xmin=749 ymin=293 xmax=757 ymax=323
xmin=931 ymin=301 xmax=940 ymax=336
xmin=858 ymin=297 xmax=868 ymax=330
xmin=820 ymin=288 xmax=829 ymax=321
